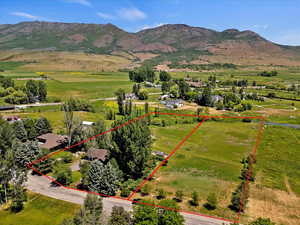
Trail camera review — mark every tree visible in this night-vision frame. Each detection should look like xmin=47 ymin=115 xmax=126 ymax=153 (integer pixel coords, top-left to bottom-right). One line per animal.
xmin=159 ymin=71 xmax=171 ymax=82
xmin=111 ymin=119 xmax=152 ymax=179
xmin=191 ymin=191 xmax=199 ymax=206
xmin=37 ymin=81 xmax=47 ymax=101
xmin=10 ymin=184 xmax=27 ymax=213
xmin=25 ymin=80 xmax=38 ymax=103
xmin=35 ymin=117 xmax=52 ymax=136
xmin=177 ymin=79 xmax=190 ymax=99
xmin=0 ymin=77 xmax=14 ymax=89
xmin=230 ymin=181 xmax=250 ymax=212
xmin=87 ymin=161 xmax=120 ymax=196
xmin=133 ymin=200 xmax=159 ymax=225
xmin=62 ymin=101 xmax=75 ymax=147
xmin=108 ymin=206 xmax=132 ymax=225
xmin=14 ymin=141 xmax=40 ymax=167
xmin=115 ymin=89 xmax=126 ymax=115
xmin=23 ymin=118 xmax=37 ymax=140
xmin=161 ymin=81 xmax=171 ymax=94
xmin=248 ymin=218 xmax=276 ymax=225
xmin=53 ymin=163 xmax=72 ymax=185
xmin=158 ymin=199 xmax=184 ymax=225
xmin=93 ymin=120 xmax=110 ymax=149
xmin=132 ymin=83 xmax=141 ymax=96
xmin=198 ymin=85 xmax=213 ymax=106
xmin=175 ymin=190 xmax=183 ymax=202
xmin=205 ymin=193 xmax=217 ymax=210
xmin=33 ymin=148 xmax=53 ymax=175
xmin=13 ymin=120 xmax=27 ymax=142
xmin=83 ymin=194 xmax=103 ymax=224
xmin=138 ymin=89 xmax=148 ymax=100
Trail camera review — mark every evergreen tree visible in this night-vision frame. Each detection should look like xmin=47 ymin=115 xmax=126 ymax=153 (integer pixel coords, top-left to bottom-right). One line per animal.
xmin=35 ymin=117 xmax=52 ymax=136
xmin=88 ymin=161 xmax=120 ymax=196
xmin=198 ymin=85 xmax=213 ymax=106
xmin=25 ymin=80 xmax=38 ymax=103
xmin=115 ymin=89 xmax=126 ymax=115
xmin=83 ymin=194 xmax=103 ymax=224
xmin=93 ymin=120 xmax=109 ymax=149
xmin=161 ymin=81 xmax=171 ymax=94
xmin=14 ymin=141 xmax=40 ymax=167
xmin=159 ymin=71 xmax=171 ymax=82
xmin=13 ymin=120 xmax=27 ymax=142
xmin=10 ymin=184 xmax=27 ymax=213
xmin=158 ymin=199 xmax=184 ymax=225
xmin=108 ymin=206 xmax=132 ymax=225
xmin=111 ymin=119 xmax=152 ymax=179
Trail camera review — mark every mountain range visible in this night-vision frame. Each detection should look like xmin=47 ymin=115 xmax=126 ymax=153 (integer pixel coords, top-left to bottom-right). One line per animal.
xmin=1 ymin=21 xmax=300 ymax=68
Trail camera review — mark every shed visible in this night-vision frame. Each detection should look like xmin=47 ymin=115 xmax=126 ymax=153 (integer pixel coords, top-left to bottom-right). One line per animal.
xmin=87 ymin=148 xmax=109 ymax=162
xmin=37 ymin=133 xmax=67 ymax=150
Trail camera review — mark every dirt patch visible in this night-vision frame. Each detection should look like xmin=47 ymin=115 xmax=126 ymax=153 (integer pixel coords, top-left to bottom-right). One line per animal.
xmin=246 ymin=185 xmax=300 ymax=225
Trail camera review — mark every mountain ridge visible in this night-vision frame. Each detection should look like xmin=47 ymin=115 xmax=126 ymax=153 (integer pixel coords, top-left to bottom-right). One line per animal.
xmin=1 ymin=21 xmax=300 ymax=67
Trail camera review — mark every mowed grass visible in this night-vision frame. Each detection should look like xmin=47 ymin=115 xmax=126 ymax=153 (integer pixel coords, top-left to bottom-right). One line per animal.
xmin=256 ymin=126 xmax=300 ymax=196
xmin=0 ymin=193 xmax=79 ymax=225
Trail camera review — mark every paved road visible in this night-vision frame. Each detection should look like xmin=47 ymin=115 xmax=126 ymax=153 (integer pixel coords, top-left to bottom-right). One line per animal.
xmin=14 ymin=92 xmax=162 ymax=108
xmin=26 ymin=174 xmax=231 ymax=225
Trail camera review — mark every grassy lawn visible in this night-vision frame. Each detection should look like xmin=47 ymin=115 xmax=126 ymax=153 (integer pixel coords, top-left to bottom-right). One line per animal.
xmin=256 ymin=126 xmax=300 ymax=196
xmin=136 ymin=119 xmax=260 ymax=219
xmin=0 ymin=193 xmax=79 ymax=225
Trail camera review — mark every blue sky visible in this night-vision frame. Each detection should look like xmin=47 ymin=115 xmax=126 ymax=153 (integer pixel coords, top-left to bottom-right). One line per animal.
xmin=1 ymin=0 xmax=300 ymax=45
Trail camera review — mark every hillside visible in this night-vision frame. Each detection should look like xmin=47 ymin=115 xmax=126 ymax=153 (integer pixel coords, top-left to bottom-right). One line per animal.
xmin=1 ymin=21 xmax=300 ymax=69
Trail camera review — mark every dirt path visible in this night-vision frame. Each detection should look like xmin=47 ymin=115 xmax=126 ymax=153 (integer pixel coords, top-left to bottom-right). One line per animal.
xmin=284 ymin=176 xmax=297 ymax=198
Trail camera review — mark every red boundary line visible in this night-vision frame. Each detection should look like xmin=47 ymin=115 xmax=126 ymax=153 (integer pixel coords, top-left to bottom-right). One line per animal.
xmin=27 ymin=112 xmax=265 ymax=224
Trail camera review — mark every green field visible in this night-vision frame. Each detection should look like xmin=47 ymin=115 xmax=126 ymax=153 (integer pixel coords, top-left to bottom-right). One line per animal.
xmin=0 ymin=193 xmax=80 ymax=225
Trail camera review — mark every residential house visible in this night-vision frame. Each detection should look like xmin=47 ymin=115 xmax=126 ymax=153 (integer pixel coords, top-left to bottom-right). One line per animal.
xmin=161 ymin=99 xmax=183 ymax=109
xmin=37 ymin=133 xmax=67 ymax=150
xmin=87 ymin=148 xmax=109 ymax=162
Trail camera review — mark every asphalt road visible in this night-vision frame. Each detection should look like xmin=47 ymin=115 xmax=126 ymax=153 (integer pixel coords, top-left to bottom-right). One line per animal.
xmin=26 ymin=174 xmax=231 ymax=225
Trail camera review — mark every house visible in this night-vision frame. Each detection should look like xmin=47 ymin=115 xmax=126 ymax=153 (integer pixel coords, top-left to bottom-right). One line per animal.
xmin=2 ymin=115 xmax=21 ymax=123
xmin=82 ymin=121 xmax=95 ymax=126
xmin=87 ymin=148 xmax=109 ymax=162
xmin=37 ymin=133 xmax=67 ymax=150
xmin=161 ymin=99 xmax=183 ymax=109
xmin=152 ymin=151 xmax=168 ymax=159
xmin=125 ymin=93 xmax=137 ymax=100
xmin=187 ymin=81 xmax=203 ymax=88
xmin=212 ymin=95 xmax=223 ymax=103
xmin=159 ymin=94 xmax=169 ymax=100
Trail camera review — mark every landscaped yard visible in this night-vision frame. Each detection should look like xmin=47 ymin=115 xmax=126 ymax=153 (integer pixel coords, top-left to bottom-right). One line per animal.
xmin=0 ymin=192 xmax=80 ymax=225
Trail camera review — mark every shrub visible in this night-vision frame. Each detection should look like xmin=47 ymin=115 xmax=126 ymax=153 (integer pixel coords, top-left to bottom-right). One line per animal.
xmin=191 ymin=191 xmax=199 ymax=206
xmin=141 ymin=184 xmax=151 ymax=196
xmin=157 ymin=188 xmax=167 ymax=199
xmin=175 ymin=190 xmax=184 ymax=202
xmin=204 ymin=193 xmax=217 ymax=210
xmin=120 ymin=187 xmax=131 ymax=197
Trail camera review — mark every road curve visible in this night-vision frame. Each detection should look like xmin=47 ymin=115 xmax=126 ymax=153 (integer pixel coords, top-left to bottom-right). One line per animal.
xmin=26 ymin=174 xmax=231 ymax=225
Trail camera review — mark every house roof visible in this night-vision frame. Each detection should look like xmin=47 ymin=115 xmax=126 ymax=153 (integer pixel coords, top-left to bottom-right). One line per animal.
xmin=87 ymin=148 xmax=109 ymax=161
xmin=37 ymin=133 xmax=67 ymax=149
xmin=152 ymin=151 xmax=168 ymax=157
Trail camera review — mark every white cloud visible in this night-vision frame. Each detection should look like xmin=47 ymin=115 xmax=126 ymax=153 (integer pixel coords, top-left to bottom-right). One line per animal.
xmin=64 ymin=0 xmax=91 ymax=7
xmin=140 ymin=23 xmax=166 ymax=31
xmin=97 ymin=12 xmax=114 ymax=20
xmin=11 ymin=12 xmax=40 ymax=20
xmin=117 ymin=7 xmax=147 ymax=21
xmin=253 ymin=24 xmax=269 ymax=30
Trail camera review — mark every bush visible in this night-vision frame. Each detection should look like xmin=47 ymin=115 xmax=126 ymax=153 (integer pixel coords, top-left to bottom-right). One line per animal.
xmin=204 ymin=193 xmax=217 ymax=210
xmin=62 ymin=152 xmax=73 ymax=163
xmin=141 ymin=184 xmax=151 ymax=196
xmin=120 ymin=187 xmax=131 ymax=197
xmin=157 ymin=188 xmax=167 ymax=199
xmin=190 ymin=191 xmax=199 ymax=206
xmin=175 ymin=190 xmax=183 ymax=202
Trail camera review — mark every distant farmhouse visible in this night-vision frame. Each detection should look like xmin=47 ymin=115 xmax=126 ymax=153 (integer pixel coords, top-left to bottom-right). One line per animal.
xmin=161 ymin=99 xmax=183 ymax=109
xmin=37 ymin=133 xmax=67 ymax=150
